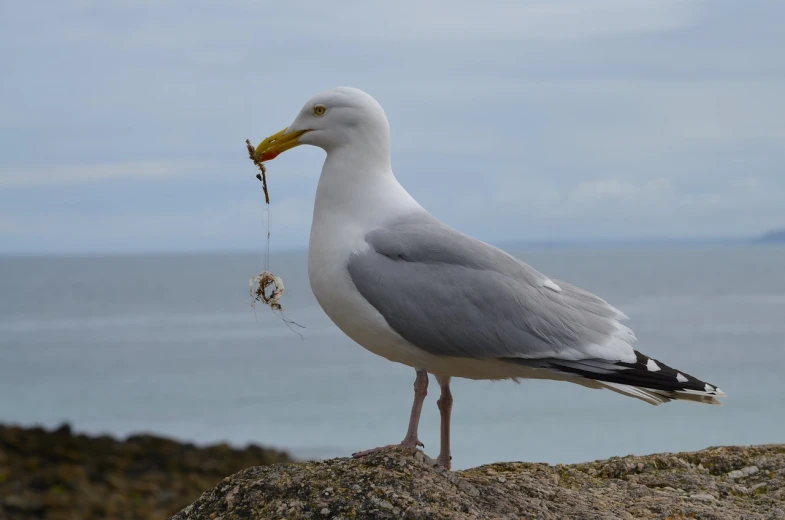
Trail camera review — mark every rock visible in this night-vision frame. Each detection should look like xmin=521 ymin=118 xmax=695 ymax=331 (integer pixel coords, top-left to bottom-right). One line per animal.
xmin=728 ymin=465 xmax=760 ymax=479
xmin=0 ymin=423 xmax=292 ymax=520
xmin=172 ymin=444 xmax=785 ymax=520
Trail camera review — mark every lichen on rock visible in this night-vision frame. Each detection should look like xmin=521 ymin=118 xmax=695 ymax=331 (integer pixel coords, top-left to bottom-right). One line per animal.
xmin=171 ymin=444 xmax=785 ymax=520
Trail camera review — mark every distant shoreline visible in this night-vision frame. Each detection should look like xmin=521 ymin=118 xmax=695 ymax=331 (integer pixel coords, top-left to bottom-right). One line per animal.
xmin=758 ymin=229 xmax=785 ymax=243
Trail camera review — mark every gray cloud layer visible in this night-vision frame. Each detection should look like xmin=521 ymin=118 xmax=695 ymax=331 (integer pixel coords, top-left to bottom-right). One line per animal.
xmin=1 ymin=0 xmax=783 ymax=253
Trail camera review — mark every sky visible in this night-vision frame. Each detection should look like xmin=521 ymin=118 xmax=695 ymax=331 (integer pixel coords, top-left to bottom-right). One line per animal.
xmin=1 ymin=0 xmax=783 ymax=254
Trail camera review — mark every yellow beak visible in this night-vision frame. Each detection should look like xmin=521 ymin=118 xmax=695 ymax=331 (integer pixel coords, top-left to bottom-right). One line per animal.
xmin=254 ymin=127 xmax=309 ymax=162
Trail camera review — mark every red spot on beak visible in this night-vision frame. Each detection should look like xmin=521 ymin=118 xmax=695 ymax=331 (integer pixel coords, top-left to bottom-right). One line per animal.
xmin=259 ymin=151 xmax=279 ymax=162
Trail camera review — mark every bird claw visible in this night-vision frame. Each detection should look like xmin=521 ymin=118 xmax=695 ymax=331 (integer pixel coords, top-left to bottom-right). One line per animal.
xmin=401 ymin=437 xmax=424 ymax=449
xmin=437 ymin=454 xmax=452 ymax=471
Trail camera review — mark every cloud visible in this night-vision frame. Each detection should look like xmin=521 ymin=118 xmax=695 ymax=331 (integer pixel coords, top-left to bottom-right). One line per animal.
xmin=0 ymin=161 xmax=207 ymax=187
xmin=575 ymin=178 xmax=673 ymax=200
xmin=0 ymin=197 xmax=314 ymax=253
xmin=480 ymin=175 xmax=785 ymax=242
xmin=291 ymin=0 xmax=704 ymax=42
xmin=8 ymin=0 xmax=704 ymax=48
xmin=731 ymin=178 xmax=761 ymax=190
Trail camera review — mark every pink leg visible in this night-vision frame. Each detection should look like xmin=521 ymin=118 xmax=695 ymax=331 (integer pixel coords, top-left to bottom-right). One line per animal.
xmin=401 ymin=369 xmax=428 ymax=447
xmin=352 ymin=369 xmax=428 ymax=458
xmin=436 ymin=375 xmax=453 ymax=470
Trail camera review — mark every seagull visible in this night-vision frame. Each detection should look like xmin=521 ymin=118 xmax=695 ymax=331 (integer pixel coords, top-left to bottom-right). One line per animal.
xmin=253 ymin=87 xmax=725 ymax=470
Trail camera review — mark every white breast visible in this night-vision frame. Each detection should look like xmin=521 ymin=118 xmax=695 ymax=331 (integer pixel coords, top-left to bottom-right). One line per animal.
xmin=306 ymin=155 xmax=432 ymax=368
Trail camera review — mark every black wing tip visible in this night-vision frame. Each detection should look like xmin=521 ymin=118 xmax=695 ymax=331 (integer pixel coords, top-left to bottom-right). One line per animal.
xmin=624 ymin=350 xmax=726 ymax=398
xmin=511 ymin=350 xmax=726 ymax=400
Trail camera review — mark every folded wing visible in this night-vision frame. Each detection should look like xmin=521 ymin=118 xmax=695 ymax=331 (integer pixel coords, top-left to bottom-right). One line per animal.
xmin=347 ymin=212 xmax=637 ymax=364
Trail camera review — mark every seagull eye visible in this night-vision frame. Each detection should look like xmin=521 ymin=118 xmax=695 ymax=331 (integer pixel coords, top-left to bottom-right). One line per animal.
xmin=313 ymin=105 xmax=327 ymax=116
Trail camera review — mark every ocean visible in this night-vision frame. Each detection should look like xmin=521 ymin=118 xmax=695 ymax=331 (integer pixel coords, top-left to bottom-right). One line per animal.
xmin=1 ymin=244 xmax=783 ymax=470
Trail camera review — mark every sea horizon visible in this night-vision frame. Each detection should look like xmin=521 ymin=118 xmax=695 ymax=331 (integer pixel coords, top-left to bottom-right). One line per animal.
xmin=0 ymin=232 xmax=773 ymax=259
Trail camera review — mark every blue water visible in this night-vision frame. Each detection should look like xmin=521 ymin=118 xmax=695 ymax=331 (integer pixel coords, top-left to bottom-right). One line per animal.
xmin=1 ymin=244 xmax=783 ymax=469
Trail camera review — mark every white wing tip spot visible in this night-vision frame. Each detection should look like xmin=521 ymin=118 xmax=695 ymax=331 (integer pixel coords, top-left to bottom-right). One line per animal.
xmin=676 ymin=372 xmax=689 ymax=383
xmin=542 ymin=279 xmax=562 ymax=292
xmin=705 ymin=383 xmax=715 ymax=393
xmin=646 ymin=358 xmax=661 ymax=372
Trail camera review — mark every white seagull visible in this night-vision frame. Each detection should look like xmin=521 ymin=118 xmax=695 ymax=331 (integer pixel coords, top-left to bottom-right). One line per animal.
xmin=253 ymin=87 xmax=725 ymax=470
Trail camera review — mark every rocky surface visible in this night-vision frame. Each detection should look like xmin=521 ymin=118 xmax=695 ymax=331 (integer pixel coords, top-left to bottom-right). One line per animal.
xmin=173 ymin=444 xmax=785 ymax=520
xmin=0 ymin=423 xmax=291 ymax=520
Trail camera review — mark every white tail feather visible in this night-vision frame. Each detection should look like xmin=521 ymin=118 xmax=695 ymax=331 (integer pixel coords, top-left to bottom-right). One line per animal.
xmin=600 ymin=382 xmax=671 ymax=405
xmin=599 ymin=382 xmax=723 ymax=406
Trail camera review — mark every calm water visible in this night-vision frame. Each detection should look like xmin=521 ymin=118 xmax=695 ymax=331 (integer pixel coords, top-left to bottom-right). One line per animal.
xmin=1 ymin=244 xmax=783 ymax=470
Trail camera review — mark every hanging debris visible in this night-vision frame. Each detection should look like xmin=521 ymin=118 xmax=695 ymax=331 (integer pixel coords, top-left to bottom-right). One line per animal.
xmin=246 ymin=138 xmax=283 ymax=311
xmin=249 ymin=271 xmax=285 ymax=311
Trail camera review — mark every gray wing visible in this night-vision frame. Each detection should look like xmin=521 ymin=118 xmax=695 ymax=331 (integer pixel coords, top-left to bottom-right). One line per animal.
xmin=347 ymin=212 xmax=636 ymax=362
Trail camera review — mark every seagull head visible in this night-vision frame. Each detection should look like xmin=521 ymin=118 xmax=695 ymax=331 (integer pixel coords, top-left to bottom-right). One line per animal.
xmin=254 ymin=87 xmax=390 ymax=162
